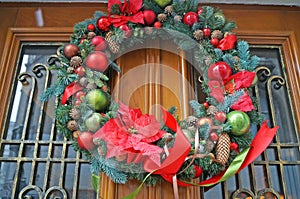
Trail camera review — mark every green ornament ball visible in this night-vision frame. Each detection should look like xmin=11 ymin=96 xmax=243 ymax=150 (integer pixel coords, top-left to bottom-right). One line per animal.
xmin=86 ymin=89 xmax=110 ymax=112
xmin=154 ymin=0 xmax=172 ymax=8
xmin=227 ymin=111 xmax=250 ymax=136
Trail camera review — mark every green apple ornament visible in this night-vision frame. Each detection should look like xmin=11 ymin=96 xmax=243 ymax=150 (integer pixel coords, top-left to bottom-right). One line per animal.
xmin=227 ymin=110 xmax=250 ymax=136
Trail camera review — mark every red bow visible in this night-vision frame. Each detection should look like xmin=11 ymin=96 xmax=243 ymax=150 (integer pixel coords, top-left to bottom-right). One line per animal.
xmin=217 ymin=34 xmax=237 ymax=51
xmin=107 ymin=0 xmax=144 ymax=27
xmin=61 ymin=82 xmax=83 ymax=105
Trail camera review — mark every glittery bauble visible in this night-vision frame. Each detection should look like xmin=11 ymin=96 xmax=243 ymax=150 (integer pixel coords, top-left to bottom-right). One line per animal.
xmin=97 ymin=17 xmax=111 ymax=32
xmin=91 ymin=36 xmax=107 ymax=51
xmin=183 ymin=12 xmax=199 ymax=27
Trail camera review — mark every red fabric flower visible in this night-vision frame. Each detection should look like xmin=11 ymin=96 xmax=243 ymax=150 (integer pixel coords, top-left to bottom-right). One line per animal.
xmin=224 ymin=71 xmax=256 ymax=90
xmin=231 ymin=92 xmax=255 ymax=112
xmin=93 ymin=103 xmax=165 ymax=165
xmin=208 ymin=80 xmax=225 ymax=103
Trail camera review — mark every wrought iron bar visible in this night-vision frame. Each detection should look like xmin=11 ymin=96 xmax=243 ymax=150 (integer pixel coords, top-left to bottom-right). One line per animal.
xmin=13 ymin=73 xmax=36 ymax=199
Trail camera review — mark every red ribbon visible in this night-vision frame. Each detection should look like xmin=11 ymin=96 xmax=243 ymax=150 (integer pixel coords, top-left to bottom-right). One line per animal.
xmin=217 ymin=34 xmax=237 ymax=51
xmin=61 ymin=82 xmax=83 ymax=105
xmin=143 ymin=109 xmax=191 ymax=183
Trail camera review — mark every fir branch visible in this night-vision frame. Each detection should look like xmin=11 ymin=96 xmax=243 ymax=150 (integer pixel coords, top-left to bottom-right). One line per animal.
xmin=230 ymin=131 xmax=252 ymax=151
xmin=189 ymin=100 xmax=207 ymax=118
xmin=199 ymin=6 xmax=214 ymax=28
xmin=214 ymin=48 xmax=224 ymax=62
xmin=172 ymin=0 xmax=198 ymax=15
xmin=222 ymin=21 xmax=237 ymax=32
xmin=222 ymin=53 xmax=237 ymax=69
xmin=90 ymin=156 xmax=127 ymax=184
xmin=143 ymin=0 xmax=164 ymax=13
xmin=217 ymin=90 xmax=244 ymax=112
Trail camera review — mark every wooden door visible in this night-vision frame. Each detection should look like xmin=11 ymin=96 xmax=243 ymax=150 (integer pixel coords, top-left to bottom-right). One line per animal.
xmin=0 ymin=3 xmax=300 ymax=199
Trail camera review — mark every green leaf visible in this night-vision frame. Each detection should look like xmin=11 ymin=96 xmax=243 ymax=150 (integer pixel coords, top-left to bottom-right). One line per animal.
xmin=92 ymin=173 xmax=101 ymax=193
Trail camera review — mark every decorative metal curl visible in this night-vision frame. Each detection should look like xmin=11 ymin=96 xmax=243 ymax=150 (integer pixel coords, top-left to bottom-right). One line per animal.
xmin=231 ymin=188 xmax=255 ymax=199
xmin=44 ymin=186 xmax=68 ymax=199
xmin=267 ymin=76 xmax=285 ymax=90
xmin=47 ymin=55 xmax=61 ymax=67
xmin=32 ymin=63 xmax=50 ymax=78
xmin=256 ymin=66 xmax=271 ymax=82
xmin=257 ymin=188 xmax=281 ymax=199
xmin=18 ymin=185 xmax=43 ymax=199
xmin=18 ymin=72 xmax=33 ymax=85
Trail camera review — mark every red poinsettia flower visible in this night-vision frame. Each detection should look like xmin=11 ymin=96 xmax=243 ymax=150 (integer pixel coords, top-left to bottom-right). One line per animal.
xmin=93 ymin=103 xmax=165 ymax=165
xmin=208 ymin=80 xmax=225 ymax=103
xmin=224 ymin=71 xmax=256 ymax=90
xmin=231 ymin=92 xmax=255 ymax=112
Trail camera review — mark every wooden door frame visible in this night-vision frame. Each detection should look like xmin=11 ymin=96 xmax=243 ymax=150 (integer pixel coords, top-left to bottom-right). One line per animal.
xmin=0 ymin=28 xmax=299 ymax=198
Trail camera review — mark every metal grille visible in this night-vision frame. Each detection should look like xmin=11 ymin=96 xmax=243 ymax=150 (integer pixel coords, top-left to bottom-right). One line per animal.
xmin=0 ymin=44 xmax=96 ymax=199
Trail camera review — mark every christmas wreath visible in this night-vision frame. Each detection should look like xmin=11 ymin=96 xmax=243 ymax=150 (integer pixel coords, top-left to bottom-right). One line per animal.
xmin=41 ymin=0 xmax=278 ymax=198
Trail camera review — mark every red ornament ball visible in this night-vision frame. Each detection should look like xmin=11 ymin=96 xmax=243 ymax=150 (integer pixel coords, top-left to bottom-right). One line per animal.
xmin=203 ymin=102 xmax=210 ymax=109
xmin=193 ymin=165 xmax=203 ymax=178
xmin=230 ymin=142 xmax=239 ymax=152
xmin=85 ymin=51 xmax=108 ymax=72
xmin=97 ymin=17 xmax=111 ymax=31
xmin=154 ymin=21 xmax=162 ymax=29
xmin=143 ymin=10 xmax=156 ymax=26
xmin=207 ymin=61 xmax=232 ymax=81
xmin=74 ymin=66 xmax=86 ymax=77
xmin=75 ymin=91 xmax=86 ymax=100
xmin=210 ymin=38 xmax=219 ymax=46
xmin=87 ymin=24 xmax=95 ymax=32
xmin=210 ymin=132 xmax=219 ymax=141
xmin=183 ymin=12 xmax=199 ymax=27
xmin=119 ymin=24 xmax=132 ymax=38
xmin=214 ymin=111 xmax=227 ymax=122
xmin=77 ymin=132 xmax=95 ymax=151
xmin=197 ymin=117 xmax=213 ymax=127
xmin=91 ymin=36 xmax=107 ymax=51
xmin=203 ymin=27 xmax=211 ymax=38
xmin=63 ymin=44 xmax=80 ymax=59
xmin=197 ymin=7 xmax=203 ymax=15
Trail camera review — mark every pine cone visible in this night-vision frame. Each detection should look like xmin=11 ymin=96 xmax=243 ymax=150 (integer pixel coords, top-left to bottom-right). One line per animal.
xmin=207 ymin=105 xmax=218 ymax=115
xmin=69 ymin=108 xmax=80 ymax=120
xmin=144 ymin=27 xmax=154 ymax=35
xmin=87 ymin=31 xmax=96 ymax=39
xmin=86 ymin=83 xmax=97 ymax=90
xmin=193 ymin=30 xmax=203 ymax=40
xmin=105 ymin=31 xmax=120 ymax=54
xmin=164 ymin=5 xmax=173 ymax=15
xmin=70 ymin=56 xmax=83 ymax=68
xmin=174 ymin=15 xmax=182 ymax=22
xmin=79 ymin=77 xmax=88 ymax=87
xmin=185 ymin=115 xmax=198 ymax=131
xmin=211 ymin=30 xmax=223 ymax=39
xmin=67 ymin=67 xmax=75 ymax=73
xmin=157 ymin=13 xmax=167 ymax=22
xmin=67 ymin=120 xmax=78 ymax=131
xmin=216 ymin=133 xmax=230 ymax=165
